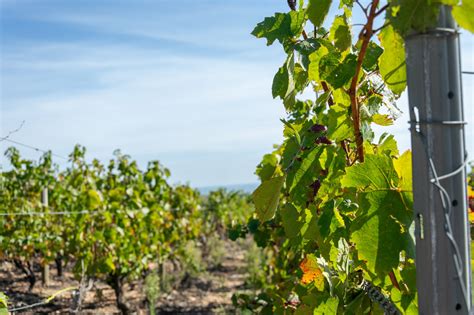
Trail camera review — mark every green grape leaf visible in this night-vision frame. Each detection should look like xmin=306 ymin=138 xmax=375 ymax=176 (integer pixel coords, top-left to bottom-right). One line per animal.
xmin=308 ymin=46 xmax=329 ymax=82
xmin=272 ymin=63 xmax=290 ymax=99
xmin=318 ymin=201 xmax=345 ymax=238
xmin=251 ymin=11 xmax=306 ymax=46
xmin=390 ymin=288 xmax=418 ymax=315
xmin=251 ymin=13 xmax=292 ymax=46
xmin=303 ymin=209 xmax=319 ymax=240
xmin=256 ymin=153 xmax=279 ymax=181
xmin=377 ymin=133 xmax=399 ymax=156
xmin=378 ymin=25 xmax=406 ymax=94
xmin=372 ymin=114 xmax=393 ymax=126
xmin=252 ymin=176 xmax=285 ymax=222
xmin=342 ymin=154 xmax=397 ymax=197
xmin=307 ymin=0 xmax=332 ymax=27
xmin=289 ymin=9 xmax=307 ymax=36
xmin=327 ymin=104 xmax=353 ymax=141
xmin=362 ymin=42 xmax=383 ymax=71
xmin=394 ymin=150 xmax=412 ymax=191
xmin=322 ymin=53 xmax=357 ymax=89
xmin=342 ymin=154 xmax=414 ymax=275
xmin=294 ymin=63 xmax=309 ymax=92
xmin=350 ymin=204 xmax=405 ymax=276
xmin=388 ymin=0 xmax=440 ymax=34
xmin=314 ymin=296 xmax=339 ymax=314
xmin=453 ymin=0 xmax=474 ymax=33
xmin=400 ymin=261 xmax=417 ymax=293
xmin=287 ymin=147 xmax=323 ymax=205
xmin=272 ymin=53 xmax=297 ymax=110
xmin=281 ymin=203 xmax=301 ymax=238
xmin=329 ymin=15 xmax=351 ymax=51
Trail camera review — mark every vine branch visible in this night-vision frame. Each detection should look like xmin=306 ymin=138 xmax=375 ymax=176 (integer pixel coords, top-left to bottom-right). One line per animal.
xmin=373 ymin=22 xmax=391 ymax=33
xmin=389 ymin=270 xmax=401 ymax=291
xmin=375 ymin=4 xmax=389 ymax=17
xmin=348 ymin=0 xmax=380 ymax=163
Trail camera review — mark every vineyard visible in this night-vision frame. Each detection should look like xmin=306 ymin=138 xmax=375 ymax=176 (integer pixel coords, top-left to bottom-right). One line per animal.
xmin=0 ymin=146 xmax=262 ymax=313
xmin=1 ymin=0 xmax=474 ymax=314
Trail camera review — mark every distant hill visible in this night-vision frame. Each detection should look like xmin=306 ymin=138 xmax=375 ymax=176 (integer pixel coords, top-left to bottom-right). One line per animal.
xmin=196 ymin=182 xmax=258 ymax=195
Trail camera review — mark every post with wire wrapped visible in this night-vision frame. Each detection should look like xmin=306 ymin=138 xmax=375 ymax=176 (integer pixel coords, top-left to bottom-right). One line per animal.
xmin=404 ymin=5 xmax=471 ymax=314
xmin=41 ymin=188 xmax=50 ymax=287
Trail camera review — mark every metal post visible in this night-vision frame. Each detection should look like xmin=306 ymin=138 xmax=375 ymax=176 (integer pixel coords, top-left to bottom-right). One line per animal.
xmin=41 ymin=187 xmax=50 ymax=287
xmin=405 ymin=6 xmax=471 ymax=315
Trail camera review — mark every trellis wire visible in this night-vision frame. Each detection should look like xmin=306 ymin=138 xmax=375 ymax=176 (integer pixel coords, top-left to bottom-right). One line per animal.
xmin=8 ymin=286 xmax=76 ymax=313
xmin=410 ymin=120 xmax=471 ymax=310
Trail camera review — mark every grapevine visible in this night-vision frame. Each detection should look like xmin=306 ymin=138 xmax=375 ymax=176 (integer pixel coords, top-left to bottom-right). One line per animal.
xmin=0 ymin=146 xmax=253 ymax=313
xmin=232 ymin=0 xmax=474 ymax=314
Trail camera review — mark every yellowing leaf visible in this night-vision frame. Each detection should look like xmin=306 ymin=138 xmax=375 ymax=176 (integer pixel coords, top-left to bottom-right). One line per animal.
xmin=372 ymin=114 xmax=393 ymax=126
xmin=453 ymin=0 xmax=474 ymax=33
xmin=87 ymin=189 xmax=102 ymax=210
xmin=299 ymin=254 xmax=324 ymax=290
xmin=469 ymin=211 xmax=474 ymax=224
xmin=378 ymin=25 xmax=406 ymax=94
xmin=394 ymin=150 xmax=412 ymax=190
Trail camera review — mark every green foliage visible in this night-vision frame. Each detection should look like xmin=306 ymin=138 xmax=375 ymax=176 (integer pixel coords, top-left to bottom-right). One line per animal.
xmin=252 ymin=176 xmax=285 ymax=222
xmin=388 ymin=0 xmax=474 ymax=35
xmin=387 ymin=0 xmax=440 ymax=34
xmin=243 ymin=0 xmax=472 ymax=313
xmin=241 ymin=239 xmax=273 ymax=289
xmin=144 ymin=271 xmax=161 ymax=315
xmin=203 ymin=188 xmax=254 ymax=237
xmin=452 ymin=0 xmax=474 ymax=33
xmin=251 ymin=11 xmax=305 ymax=47
xmin=307 ymin=0 xmax=332 ymax=27
xmin=180 ymin=240 xmax=205 ymax=277
xmin=205 ymin=235 xmax=227 ymax=269
xmin=0 ymin=146 xmax=250 ymax=312
xmin=378 ymin=25 xmax=406 ymax=95
xmin=0 ymin=292 xmax=8 ymax=315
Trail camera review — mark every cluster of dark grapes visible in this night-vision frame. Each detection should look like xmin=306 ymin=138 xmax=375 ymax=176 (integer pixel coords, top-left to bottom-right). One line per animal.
xmin=361 ymin=280 xmax=400 ymax=315
xmin=310 ymin=124 xmax=332 ymax=145
xmin=304 ymin=124 xmax=333 ymax=206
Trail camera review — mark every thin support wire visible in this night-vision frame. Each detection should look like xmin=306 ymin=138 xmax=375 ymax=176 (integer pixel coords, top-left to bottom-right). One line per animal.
xmin=8 ymin=286 xmax=76 ymax=312
xmin=0 ymin=137 xmax=67 ymax=160
xmin=0 ymin=210 xmax=94 ymax=216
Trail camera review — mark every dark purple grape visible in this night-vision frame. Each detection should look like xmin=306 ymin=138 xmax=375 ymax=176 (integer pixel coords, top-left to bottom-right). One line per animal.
xmin=315 ymin=136 xmax=332 ymax=145
xmin=287 ymin=0 xmax=297 ymax=10
xmin=310 ymin=124 xmax=327 ymax=133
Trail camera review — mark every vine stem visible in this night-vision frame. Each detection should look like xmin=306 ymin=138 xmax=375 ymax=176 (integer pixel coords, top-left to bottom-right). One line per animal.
xmin=348 ymin=0 xmax=380 ymax=163
xmin=389 ymin=270 xmax=401 ymax=291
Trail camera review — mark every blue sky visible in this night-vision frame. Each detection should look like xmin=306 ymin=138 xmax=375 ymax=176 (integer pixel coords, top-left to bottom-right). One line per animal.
xmin=1 ymin=1 xmax=473 ymax=187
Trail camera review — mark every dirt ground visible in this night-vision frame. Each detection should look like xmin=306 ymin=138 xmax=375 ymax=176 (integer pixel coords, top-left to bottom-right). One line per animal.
xmin=0 ymin=241 xmax=249 ymax=314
